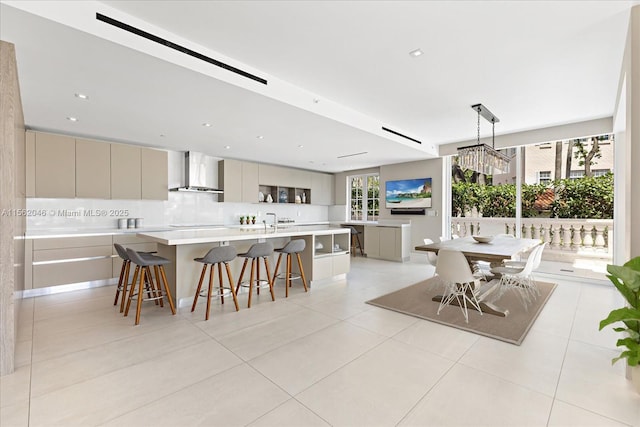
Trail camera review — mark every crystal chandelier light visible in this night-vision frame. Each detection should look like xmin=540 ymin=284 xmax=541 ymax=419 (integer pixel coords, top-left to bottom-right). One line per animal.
xmin=457 ymin=104 xmax=511 ymax=175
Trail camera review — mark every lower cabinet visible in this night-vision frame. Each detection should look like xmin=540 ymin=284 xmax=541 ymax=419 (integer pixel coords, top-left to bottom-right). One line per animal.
xmin=307 ymin=232 xmax=351 ymax=281
xmin=28 ymin=234 xmax=158 ymax=290
xmin=364 ymin=225 xmax=411 ymax=262
xmin=32 ymin=236 xmax=113 ymax=288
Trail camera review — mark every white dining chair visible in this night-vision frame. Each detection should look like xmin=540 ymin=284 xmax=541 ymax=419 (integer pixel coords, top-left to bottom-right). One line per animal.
xmin=491 ymin=243 xmax=546 ymax=307
xmin=434 ymin=249 xmax=483 ymax=323
xmin=423 ymin=238 xmax=438 ymax=266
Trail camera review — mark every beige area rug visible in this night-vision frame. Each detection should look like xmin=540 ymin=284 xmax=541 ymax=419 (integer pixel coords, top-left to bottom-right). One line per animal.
xmin=366 ymin=278 xmax=556 ymax=345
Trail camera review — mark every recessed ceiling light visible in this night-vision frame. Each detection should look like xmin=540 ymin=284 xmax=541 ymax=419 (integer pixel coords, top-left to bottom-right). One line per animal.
xmin=313 ymin=98 xmax=320 ymax=104
xmin=298 ymin=145 xmax=304 ymax=148
xmin=224 ymin=145 xmax=231 ymax=149
xmin=74 ymin=93 xmax=88 ymax=100
xmin=256 ymin=135 xmax=264 ymax=140
xmin=66 ymin=116 xmax=78 ymax=122
xmin=409 ymin=48 xmax=423 ymax=57
xmin=160 ymin=134 xmax=166 ymax=137
xmin=202 ymin=123 xmax=212 ymax=127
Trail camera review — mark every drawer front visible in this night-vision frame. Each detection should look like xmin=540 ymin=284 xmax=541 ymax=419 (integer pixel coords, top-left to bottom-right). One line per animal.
xmin=111 ymin=242 xmax=157 ymax=255
xmin=313 ymin=256 xmax=333 ymax=281
xmin=33 ymin=235 xmax=112 ymax=250
xmin=33 ymin=258 xmax=113 ymax=288
xmin=113 ymin=234 xmax=157 ymax=245
xmin=33 ymin=245 xmax=112 ymax=262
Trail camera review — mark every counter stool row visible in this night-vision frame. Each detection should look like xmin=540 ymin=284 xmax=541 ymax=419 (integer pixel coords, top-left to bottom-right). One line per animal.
xmin=191 ymin=240 xmax=308 ymax=320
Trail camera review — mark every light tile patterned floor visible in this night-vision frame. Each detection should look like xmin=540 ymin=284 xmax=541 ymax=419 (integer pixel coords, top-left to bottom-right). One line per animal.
xmin=1 ymin=256 xmax=639 ymax=426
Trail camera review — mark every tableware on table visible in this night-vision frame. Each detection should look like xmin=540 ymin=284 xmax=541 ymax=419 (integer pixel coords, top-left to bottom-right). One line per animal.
xmin=472 ymin=235 xmax=494 ymax=243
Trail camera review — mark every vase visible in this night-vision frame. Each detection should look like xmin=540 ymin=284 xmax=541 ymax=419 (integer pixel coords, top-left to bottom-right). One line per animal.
xmin=266 ymin=194 xmax=273 ymax=203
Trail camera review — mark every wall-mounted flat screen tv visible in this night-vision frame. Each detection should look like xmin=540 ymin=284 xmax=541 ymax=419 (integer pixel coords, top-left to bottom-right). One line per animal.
xmin=385 ymin=177 xmax=432 ymax=209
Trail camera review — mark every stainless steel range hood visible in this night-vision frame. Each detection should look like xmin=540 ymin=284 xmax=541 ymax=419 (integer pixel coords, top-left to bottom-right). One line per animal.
xmin=170 ymin=151 xmax=223 ymax=193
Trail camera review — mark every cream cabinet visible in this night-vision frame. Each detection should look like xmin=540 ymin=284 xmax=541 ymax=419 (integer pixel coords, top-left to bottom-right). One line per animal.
xmin=311 ymin=172 xmax=335 ymax=206
xmin=34 ymin=132 xmax=76 ymax=198
xmin=111 ymin=144 xmax=141 ymax=199
xmin=302 ymin=232 xmax=351 ymax=281
xmin=219 ymin=159 xmax=259 ymax=203
xmin=76 ymin=138 xmax=111 ymax=199
xmin=364 ymin=225 xmax=411 ymax=262
xmin=141 ymin=148 xmax=168 ymax=200
xmin=258 ymin=164 xmax=290 ymax=187
xmin=31 ymin=236 xmax=113 ymax=288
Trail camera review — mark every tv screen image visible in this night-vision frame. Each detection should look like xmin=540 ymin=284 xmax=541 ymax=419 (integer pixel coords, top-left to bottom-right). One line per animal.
xmin=385 ymin=178 xmax=432 ymax=209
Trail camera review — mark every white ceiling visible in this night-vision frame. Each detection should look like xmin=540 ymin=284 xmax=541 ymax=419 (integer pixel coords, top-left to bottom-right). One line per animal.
xmin=0 ymin=1 xmax=635 ymax=173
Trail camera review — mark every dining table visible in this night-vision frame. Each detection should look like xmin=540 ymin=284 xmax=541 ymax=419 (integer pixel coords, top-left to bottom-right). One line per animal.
xmin=414 ymin=235 xmax=541 ymax=317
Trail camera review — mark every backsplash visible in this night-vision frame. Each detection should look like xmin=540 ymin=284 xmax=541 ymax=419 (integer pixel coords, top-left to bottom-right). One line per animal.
xmin=26 ymin=193 xmax=330 ymax=231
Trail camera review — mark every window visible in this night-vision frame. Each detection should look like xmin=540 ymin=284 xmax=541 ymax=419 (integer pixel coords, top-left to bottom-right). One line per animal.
xmin=569 ymin=170 xmax=585 ymax=180
xmin=593 ymin=169 xmax=611 ymax=177
xmin=349 ymin=174 xmax=379 ymax=221
xmin=537 ymin=171 xmax=551 ymax=184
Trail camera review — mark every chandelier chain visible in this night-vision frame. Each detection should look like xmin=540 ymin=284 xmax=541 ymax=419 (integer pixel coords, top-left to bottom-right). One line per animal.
xmin=477 ymin=109 xmax=481 ymax=143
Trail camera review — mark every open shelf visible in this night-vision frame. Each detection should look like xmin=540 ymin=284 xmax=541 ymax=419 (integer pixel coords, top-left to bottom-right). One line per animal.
xmin=258 ymin=185 xmax=311 ymax=204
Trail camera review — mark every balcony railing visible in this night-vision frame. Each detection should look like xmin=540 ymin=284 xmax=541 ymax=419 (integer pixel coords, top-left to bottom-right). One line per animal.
xmin=450 ymin=216 xmax=612 ymax=261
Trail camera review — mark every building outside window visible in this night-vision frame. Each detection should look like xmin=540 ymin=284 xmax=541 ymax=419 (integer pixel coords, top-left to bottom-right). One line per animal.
xmin=349 ymin=174 xmax=379 ymax=221
xmin=537 ymin=171 xmax=552 ymax=184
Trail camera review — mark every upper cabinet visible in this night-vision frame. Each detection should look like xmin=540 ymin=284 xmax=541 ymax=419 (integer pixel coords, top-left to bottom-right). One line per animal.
xmin=111 ymin=144 xmax=141 ymax=199
xmin=34 ymin=132 xmax=75 ymax=198
xmin=311 ymin=172 xmax=334 ymax=206
xmin=27 ymin=131 xmax=168 ymax=200
xmin=141 ymin=148 xmax=168 ymax=200
xmin=76 ymin=138 xmax=111 ymax=199
xmin=219 ymin=159 xmax=260 ymax=203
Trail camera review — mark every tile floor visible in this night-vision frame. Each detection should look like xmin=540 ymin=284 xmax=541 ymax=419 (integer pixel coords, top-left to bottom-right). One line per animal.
xmin=2 ymin=255 xmax=639 ymax=426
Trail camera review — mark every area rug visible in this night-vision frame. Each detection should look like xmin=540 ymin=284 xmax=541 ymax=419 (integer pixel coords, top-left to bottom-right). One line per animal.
xmin=366 ymin=277 xmax=556 ymax=345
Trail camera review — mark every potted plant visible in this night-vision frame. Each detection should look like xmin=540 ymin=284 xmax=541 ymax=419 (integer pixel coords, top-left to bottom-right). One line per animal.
xmin=251 ymin=215 xmax=256 ymax=224
xmin=239 ymin=216 xmax=245 ymax=225
xmin=599 ymin=256 xmax=640 ymax=394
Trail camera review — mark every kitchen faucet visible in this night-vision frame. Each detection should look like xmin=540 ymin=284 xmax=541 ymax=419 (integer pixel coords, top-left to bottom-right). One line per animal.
xmin=266 ymin=212 xmax=277 ymax=230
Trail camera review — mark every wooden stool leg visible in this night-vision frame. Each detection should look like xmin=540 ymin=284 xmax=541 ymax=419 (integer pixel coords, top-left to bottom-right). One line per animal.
xmin=273 ymin=253 xmax=283 ymax=287
xmin=256 ymin=257 xmax=261 ymax=296
xmin=192 ymin=264 xmax=207 ymax=312
xmin=114 ymin=260 xmax=126 ymax=306
xmin=356 ymin=234 xmax=364 ymax=256
xmin=263 ymin=257 xmax=275 ymax=301
xmin=206 ymin=264 xmax=214 ymax=321
xmin=218 ymin=262 xmax=225 ymax=304
xmin=134 ymin=267 xmax=146 ymax=325
xmin=285 ymin=254 xmax=291 ymax=297
xmin=119 ymin=261 xmax=131 ymax=313
xmin=152 ymin=266 xmax=164 ymax=308
xmin=248 ymin=258 xmax=256 ymax=308
xmin=296 ymin=253 xmax=308 ymax=292
xmin=225 ymin=262 xmax=240 ymax=311
xmin=159 ymin=266 xmax=176 ymax=315
xmin=236 ymin=258 xmax=248 ymax=294
xmin=124 ymin=265 xmax=139 ymax=317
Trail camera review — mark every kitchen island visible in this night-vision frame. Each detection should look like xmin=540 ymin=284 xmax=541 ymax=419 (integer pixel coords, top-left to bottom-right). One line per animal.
xmin=138 ymin=225 xmax=351 ymax=305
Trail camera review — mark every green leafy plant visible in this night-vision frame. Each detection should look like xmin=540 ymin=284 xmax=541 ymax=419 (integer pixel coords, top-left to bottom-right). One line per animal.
xmin=599 ymin=257 xmax=640 ymax=366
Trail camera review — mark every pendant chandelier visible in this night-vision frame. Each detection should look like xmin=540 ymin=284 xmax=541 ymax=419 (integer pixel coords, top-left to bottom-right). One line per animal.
xmin=457 ymin=103 xmax=510 ymax=175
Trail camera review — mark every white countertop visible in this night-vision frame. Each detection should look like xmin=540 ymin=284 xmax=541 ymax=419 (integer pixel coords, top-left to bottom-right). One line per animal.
xmin=338 ymin=220 xmax=411 ymax=228
xmin=139 ymin=225 xmax=350 ymax=245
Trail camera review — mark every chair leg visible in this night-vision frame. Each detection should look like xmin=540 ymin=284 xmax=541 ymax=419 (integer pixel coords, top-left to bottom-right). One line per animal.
xmin=248 ymin=258 xmax=256 ymax=308
xmin=273 ymin=253 xmax=283 ymax=285
xmin=206 ymin=264 xmax=214 ymax=321
xmin=152 ymin=266 xmax=164 ymax=308
xmin=158 ymin=266 xmax=176 ymax=315
xmin=263 ymin=257 xmax=275 ymax=301
xmin=134 ymin=267 xmax=146 ymax=325
xmin=124 ymin=265 xmax=140 ymax=317
xmin=285 ymin=254 xmax=291 ymax=297
xmin=114 ymin=260 xmax=127 ymax=306
xmin=296 ymin=253 xmax=308 ymax=292
xmin=236 ymin=258 xmax=249 ymax=294
xmin=356 ymin=234 xmax=364 ymax=256
xmin=218 ymin=262 xmax=225 ymax=305
xmin=224 ymin=262 xmax=240 ymax=312
xmin=191 ymin=264 xmax=207 ymax=312
xmin=119 ymin=261 xmax=131 ymax=313
xmin=256 ymin=256 xmax=261 ymax=296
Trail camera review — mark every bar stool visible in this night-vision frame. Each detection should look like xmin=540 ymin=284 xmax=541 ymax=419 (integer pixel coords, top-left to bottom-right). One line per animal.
xmin=273 ymin=239 xmax=308 ymax=297
xmin=112 ymin=244 xmax=157 ymax=313
xmin=191 ymin=246 xmax=240 ymax=320
xmin=348 ymin=226 xmax=364 ymax=256
xmin=124 ymin=248 xmax=176 ymax=325
xmin=235 ymin=242 xmax=275 ymax=308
